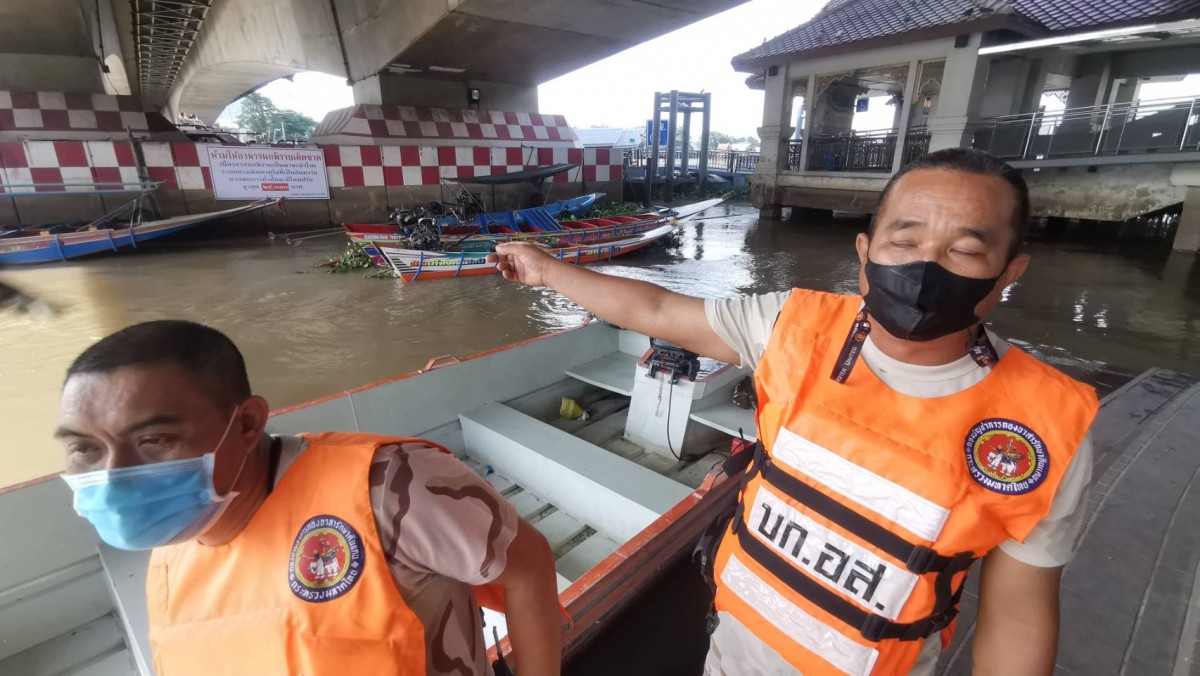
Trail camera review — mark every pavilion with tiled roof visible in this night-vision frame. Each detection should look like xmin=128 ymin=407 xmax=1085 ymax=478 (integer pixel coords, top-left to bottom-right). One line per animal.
xmin=732 ymin=0 xmax=1200 ymax=251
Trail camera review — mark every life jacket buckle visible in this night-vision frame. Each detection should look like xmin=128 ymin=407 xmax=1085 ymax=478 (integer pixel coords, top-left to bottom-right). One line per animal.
xmin=926 ymin=605 xmax=960 ymax=636
xmin=905 ymin=545 xmax=937 ymax=574
xmin=859 ymin=614 xmax=889 ymax=643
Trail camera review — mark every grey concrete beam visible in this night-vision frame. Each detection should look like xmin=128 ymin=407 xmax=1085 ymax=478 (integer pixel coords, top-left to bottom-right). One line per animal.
xmin=169 ymin=0 xmax=746 ymax=123
xmin=167 ymin=0 xmax=346 ymax=121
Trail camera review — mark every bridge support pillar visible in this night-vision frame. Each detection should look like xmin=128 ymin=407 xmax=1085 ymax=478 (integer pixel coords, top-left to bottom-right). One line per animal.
xmin=1176 ymin=187 xmax=1200 ymax=253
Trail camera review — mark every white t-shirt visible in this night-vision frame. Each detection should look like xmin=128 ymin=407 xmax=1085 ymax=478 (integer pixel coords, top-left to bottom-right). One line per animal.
xmin=702 ymin=291 xmax=1093 ymax=676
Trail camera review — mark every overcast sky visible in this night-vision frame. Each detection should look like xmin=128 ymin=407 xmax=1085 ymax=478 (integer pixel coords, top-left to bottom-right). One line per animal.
xmin=219 ymin=1 xmax=1200 ymax=138
xmin=218 ymin=0 xmax=823 ymax=137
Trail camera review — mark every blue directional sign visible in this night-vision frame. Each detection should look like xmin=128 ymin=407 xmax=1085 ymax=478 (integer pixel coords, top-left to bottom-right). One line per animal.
xmin=645 ymin=119 xmax=669 ymax=147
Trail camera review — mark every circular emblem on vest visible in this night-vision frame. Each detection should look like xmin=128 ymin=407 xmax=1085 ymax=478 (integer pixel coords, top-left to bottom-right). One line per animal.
xmin=964 ymin=418 xmax=1049 ymax=495
xmin=288 ymin=515 xmax=365 ymax=603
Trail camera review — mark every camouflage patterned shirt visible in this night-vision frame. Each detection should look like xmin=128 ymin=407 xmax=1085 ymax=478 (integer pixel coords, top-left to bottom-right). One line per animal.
xmin=277 ymin=435 xmax=519 ymax=675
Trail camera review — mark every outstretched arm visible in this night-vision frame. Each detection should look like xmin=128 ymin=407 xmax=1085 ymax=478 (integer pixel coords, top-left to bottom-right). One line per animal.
xmin=488 ymin=242 xmax=739 ymax=363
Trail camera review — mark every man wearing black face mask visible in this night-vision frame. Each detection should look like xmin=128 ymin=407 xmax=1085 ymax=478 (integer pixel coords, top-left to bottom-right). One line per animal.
xmin=488 ymin=148 xmax=1097 ymax=675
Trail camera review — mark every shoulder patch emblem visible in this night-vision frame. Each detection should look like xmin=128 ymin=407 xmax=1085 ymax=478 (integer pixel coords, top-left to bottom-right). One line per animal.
xmin=289 ymin=515 xmax=365 ymax=602
xmin=964 ymin=418 xmax=1049 ymax=495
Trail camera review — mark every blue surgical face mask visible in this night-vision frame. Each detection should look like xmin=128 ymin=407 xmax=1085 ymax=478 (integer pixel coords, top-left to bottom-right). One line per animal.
xmin=62 ymin=410 xmax=246 ymax=550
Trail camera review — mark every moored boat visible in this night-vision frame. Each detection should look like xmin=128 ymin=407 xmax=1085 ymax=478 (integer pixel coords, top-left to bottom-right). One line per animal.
xmin=0 ymin=199 xmax=282 ymax=265
xmin=352 ymin=196 xmax=728 ymax=269
xmin=374 ymin=223 xmax=678 ymax=282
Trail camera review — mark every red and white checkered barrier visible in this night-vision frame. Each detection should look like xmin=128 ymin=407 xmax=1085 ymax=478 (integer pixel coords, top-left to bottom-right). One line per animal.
xmin=0 ymin=141 xmax=623 ymax=194
xmin=322 ymin=145 xmax=621 ymax=187
xmin=312 ymin=105 xmax=581 ymax=148
xmin=0 ymin=91 xmax=184 ymax=141
xmin=0 ymin=141 xmax=141 ymax=193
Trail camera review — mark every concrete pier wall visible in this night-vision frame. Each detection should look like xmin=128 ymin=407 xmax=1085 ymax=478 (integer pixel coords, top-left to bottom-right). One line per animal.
xmin=759 ymin=164 xmax=1196 ymax=228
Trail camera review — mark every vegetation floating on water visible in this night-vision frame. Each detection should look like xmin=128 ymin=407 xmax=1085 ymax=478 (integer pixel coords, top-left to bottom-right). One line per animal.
xmin=561 ymin=202 xmax=646 ymax=221
xmin=316 ymin=242 xmax=396 ymax=278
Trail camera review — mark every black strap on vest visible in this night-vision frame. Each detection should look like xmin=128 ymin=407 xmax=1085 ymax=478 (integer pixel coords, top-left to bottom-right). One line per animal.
xmin=760 ymin=462 xmax=962 ymax=575
xmin=736 ymin=524 xmax=973 ymax=642
xmin=694 ymin=438 xmax=766 ymax=635
xmin=738 ymin=456 xmax=977 ymax=642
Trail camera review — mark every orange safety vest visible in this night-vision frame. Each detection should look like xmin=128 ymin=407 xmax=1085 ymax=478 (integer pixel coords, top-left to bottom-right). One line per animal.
xmin=713 ymin=289 xmax=1098 ymax=676
xmin=147 ymin=432 xmax=447 ymax=675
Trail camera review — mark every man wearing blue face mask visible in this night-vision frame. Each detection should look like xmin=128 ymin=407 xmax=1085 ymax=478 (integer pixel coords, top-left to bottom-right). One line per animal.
xmin=488 ymin=148 xmax=1097 ymax=675
xmin=55 ymin=321 xmax=564 ymax=676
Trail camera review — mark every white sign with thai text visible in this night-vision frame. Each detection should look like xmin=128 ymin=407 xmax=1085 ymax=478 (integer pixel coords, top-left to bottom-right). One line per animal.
xmin=206 ymin=146 xmax=329 ymax=200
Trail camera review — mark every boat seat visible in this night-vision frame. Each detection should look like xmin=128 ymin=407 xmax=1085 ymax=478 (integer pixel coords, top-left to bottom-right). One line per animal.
xmin=689 ymin=400 xmax=758 ymax=442
xmin=565 ymin=352 xmax=640 ymax=396
xmin=460 ymin=401 xmax=691 ymax=542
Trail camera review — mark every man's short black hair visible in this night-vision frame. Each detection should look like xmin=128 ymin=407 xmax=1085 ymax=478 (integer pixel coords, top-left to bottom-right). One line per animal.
xmin=65 ymin=320 xmax=251 ymax=407
xmin=870 ymin=148 xmax=1031 ymax=255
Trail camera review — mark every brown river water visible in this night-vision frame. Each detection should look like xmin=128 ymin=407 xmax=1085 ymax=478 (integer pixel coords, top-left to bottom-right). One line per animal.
xmin=2 ymin=203 xmax=1198 ymax=487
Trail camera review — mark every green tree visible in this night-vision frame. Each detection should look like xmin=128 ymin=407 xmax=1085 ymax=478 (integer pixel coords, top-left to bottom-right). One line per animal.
xmin=706 ymin=131 xmax=758 ymax=147
xmin=234 ymin=93 xmax=318 ymax=142
xmin=278 ymin=110 xmax=317 ymax=140
xmin=234 ymin=93 xmax=278 ymax=140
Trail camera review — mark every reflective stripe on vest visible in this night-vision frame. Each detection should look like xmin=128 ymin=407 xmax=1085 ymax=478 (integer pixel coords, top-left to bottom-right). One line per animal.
xmin=772 ymin=428 xmax=949 ymax=543
xmin=147 ymin=432 xmax=439 ymax=676
xmin=713 ymin=288 xmax=1099 ymax=675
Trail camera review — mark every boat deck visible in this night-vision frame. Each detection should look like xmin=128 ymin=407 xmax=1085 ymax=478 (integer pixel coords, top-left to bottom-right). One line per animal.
xmin=452 ymin=351 xmax=747 ymax=613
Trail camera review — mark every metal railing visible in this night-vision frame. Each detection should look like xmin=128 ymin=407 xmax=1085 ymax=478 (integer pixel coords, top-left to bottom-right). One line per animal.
xmin=973 ymin=95 xmax=1200 ymax=161
xmin=786 ymin=141 xmax=804 ymax=171
xmin=904 ymin=129 xmax=931 ymax=166
xmin=621 ymin=133 xmax=917 ymax=174
xmin=805 ymin=128 xmax=899 ymax=172
xmin=623 ymin=147 xmax=762 ymax=174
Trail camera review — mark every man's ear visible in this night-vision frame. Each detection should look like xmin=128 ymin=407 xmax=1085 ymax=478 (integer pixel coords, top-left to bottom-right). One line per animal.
xmin=236 ymin=396 xmax=271 ymax=446
xmin=856 ymin=232 xmax=870 ymax=266
xmin=1001 ymin=253 xmax=1030 ymax=288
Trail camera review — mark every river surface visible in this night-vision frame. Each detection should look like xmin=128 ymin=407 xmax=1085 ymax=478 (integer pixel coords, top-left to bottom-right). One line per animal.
xmin=2 ymin=203 xmax=1198 ymax=486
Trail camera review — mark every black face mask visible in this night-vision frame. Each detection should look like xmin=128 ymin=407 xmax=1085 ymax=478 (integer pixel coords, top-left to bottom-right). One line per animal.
xmin=863 ymin=260 xmax=1001 ymax=342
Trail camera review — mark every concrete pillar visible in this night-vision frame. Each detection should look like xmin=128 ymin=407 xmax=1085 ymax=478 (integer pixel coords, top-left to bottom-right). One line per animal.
xmin=1019 ymin=58 xmax=1050 ymax=114
xmin=892 ymin=60 xmax=920 ymax=172
xmin=752 ymin=63 xmax=795 ymax=213
xmin=979 ymin=57 xmax=1032 ymax=118
xmin=1065 ymin=54 xmax=1113 ymax=111
xmin=1111 ymin=78 xmax=1138 ymax=106
xmin=796 ymin=74 xmax=816 ymax=171
xmin=1176 ymin=187 xmax=1200 ymax=252
xmin=756 ymin=63 xmax=796 ymax=176
xmin=353 ymin=73 xmax=538 ymax=112
xmin=927 ymin=33 xmax=990 ymax=152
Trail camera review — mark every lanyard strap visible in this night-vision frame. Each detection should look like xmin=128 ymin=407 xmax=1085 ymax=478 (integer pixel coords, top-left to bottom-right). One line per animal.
xmin=830 ymin=308 xmax=872 ymax=384
xmin=829 ymin=307 xmax=999 ymax=384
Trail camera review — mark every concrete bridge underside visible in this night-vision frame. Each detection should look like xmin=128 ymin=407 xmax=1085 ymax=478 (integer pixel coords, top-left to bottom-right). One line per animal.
xmin=2 ymin=0 xmax=746 ymax=123
xmin=170 ymin=0 xmax=747 ymax=122
xmin=0 ymin=0 xmax=131 ymax=96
